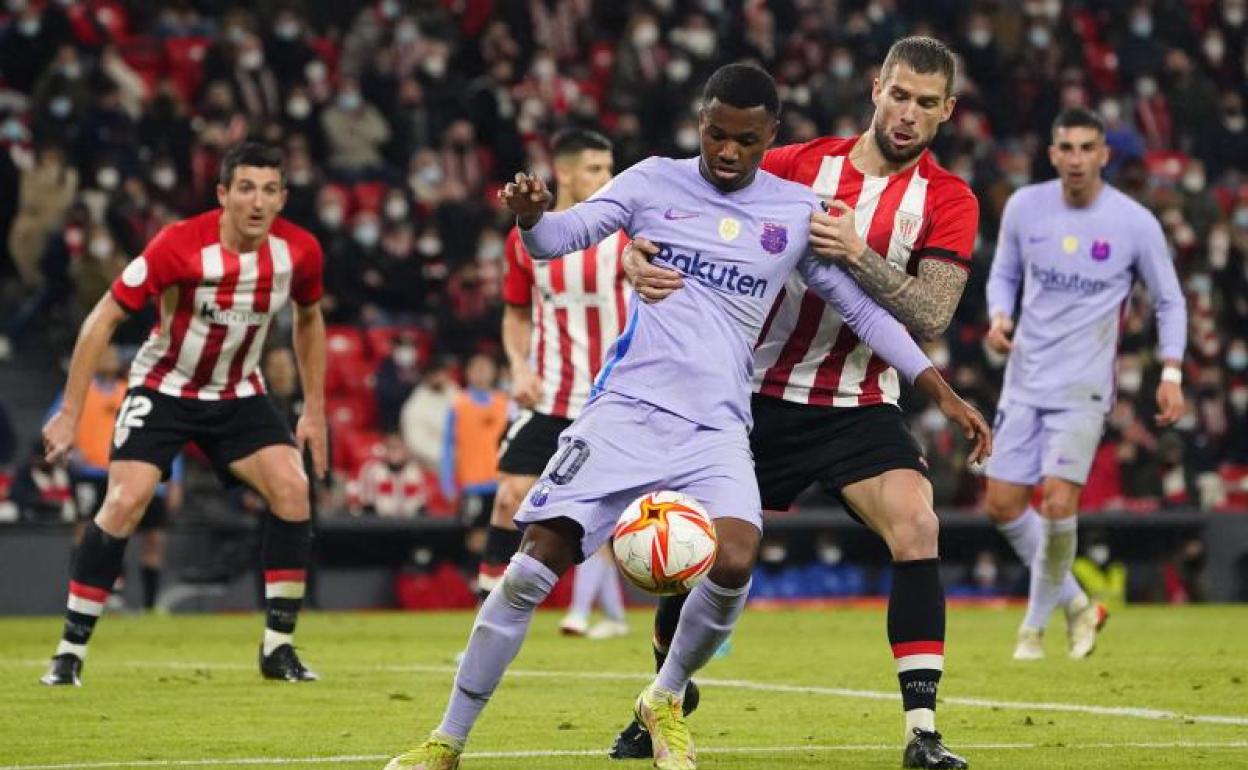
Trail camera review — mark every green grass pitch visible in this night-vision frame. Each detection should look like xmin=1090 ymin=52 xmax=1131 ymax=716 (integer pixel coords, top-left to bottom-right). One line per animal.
xmin=1 ymin=605 xmax=1245 ymax=769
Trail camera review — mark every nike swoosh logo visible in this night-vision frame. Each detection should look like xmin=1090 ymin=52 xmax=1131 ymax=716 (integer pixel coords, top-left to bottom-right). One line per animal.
xmin=1056 ymin=458 xmax=1074 ymax=465
xmin=664 ymin=207 xmax=699 ymax=220
xmin=1027 ymin=235 xmax=1049 ymax=244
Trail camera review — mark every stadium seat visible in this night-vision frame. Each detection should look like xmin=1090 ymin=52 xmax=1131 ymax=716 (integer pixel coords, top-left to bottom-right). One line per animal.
xmin=163 ymin=37 xmax=211 ymax=105
xmin=335 ymin=428 xmax=384 ymax=475
xmin=325 ymin=326 xmax=373 ymax=397
xmin=353 ymin=181 xmax=388 ymax=213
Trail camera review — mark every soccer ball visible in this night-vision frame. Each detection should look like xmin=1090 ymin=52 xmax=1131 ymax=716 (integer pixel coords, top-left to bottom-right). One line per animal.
xmin=611 ymin=491 xmax=718 ymax=595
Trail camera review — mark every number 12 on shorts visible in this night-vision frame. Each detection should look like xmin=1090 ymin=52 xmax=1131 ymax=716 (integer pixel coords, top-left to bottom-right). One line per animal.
xmin=113 ymin=394 xmax=153 ymax=449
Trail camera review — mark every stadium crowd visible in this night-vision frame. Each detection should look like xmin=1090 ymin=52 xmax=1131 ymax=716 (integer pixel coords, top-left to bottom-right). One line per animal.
xmin=0 ymin=0 xmax=1245 ymax=521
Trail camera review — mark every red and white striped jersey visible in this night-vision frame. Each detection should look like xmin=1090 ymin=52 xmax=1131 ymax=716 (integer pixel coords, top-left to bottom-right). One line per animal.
xmin=111 ymin=209 xmax=324 ymax=400
xmin=502 ymin=226 xmax=631 ymax=419
xmin=354 ymin=458 xmax=431 ymax=518
xmin=753 ymin=136 xmax=979 ymax=407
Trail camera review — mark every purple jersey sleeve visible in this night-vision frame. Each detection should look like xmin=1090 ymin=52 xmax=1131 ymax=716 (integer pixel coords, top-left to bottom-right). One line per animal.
xmin=987 ymin=191 xmax=1024 ymax=320
xmin=519 ymin=159 xmax=654 ymax=259
xmin=798 ymin=254 xmax=933 ymax=383
xmin=1134 ymin=215 xmax=1187 ymax=361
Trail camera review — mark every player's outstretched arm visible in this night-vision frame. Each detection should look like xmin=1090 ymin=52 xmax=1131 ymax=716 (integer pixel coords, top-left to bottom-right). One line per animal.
xmin=43 ymin=294 xmax=128 ymax=463
xmin=622 ymin=237 xmax=684 ymax=304
xmin=292 ymin=301 xmax=328 ymax=479
xmin=914 ymin=369 xmax=992 ymax=465
xmin=809 ymin=200 xmax=969 ymax=339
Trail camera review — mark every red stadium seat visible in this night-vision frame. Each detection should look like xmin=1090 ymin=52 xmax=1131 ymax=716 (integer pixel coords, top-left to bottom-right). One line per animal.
xmin=335 ymin=428 xmax=384 ymax=475
xmin=353 ymin=181 xmax=387 ymax=213
xmin=325 ymin=326 xmax=373 ymax=397
xmin=164 ymin=37 xmax=211 ymax=106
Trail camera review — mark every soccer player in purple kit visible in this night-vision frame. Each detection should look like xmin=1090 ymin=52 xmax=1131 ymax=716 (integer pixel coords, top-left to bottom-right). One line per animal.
xmin=983 ymin=107 xmax=1187 ymax=661
xmin=383 ymin=64 xmax=990 ymax=770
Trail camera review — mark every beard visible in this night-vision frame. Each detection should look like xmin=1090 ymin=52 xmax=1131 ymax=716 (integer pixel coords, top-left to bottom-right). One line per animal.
xmin=872 ymin=120 xmax=929 ymax=165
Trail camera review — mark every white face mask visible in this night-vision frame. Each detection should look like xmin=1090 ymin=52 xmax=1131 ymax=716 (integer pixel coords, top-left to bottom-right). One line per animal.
xmin=1027 ymin=25 xmax=1051 ymax=49
xmin=1136 ymin=77 xmax=1158 ymax=98
xmin=97 ymin=167 xmax=120 ymax=191
xmin=666 ymin=58 xmax=692 ymax=83
xmin=1130 ymin=15 xmax=1153 ymax=37
xmin=417 ymin=236 xmax=442 ymax=256
xmin=683 ymin=29 xmax=715 ymax=58
xmin=422 ymin=56 xmax=447 ymax=79
xmin=151 ymin=167 xmax=176 ymax=190
xmin=337 ymin=91 xmax=362 ymax=111
xmin=385 ymin=197 xmax=409 ymax=221
xmin=305 ymin=60 xmax=328 ymax=83
xmin=396 ymin=22 xmax=419 ymax=44
xmin=831 ymin=56 xmax=853 ymax=78
xmin=632 ymin=23 xmax=658 ymax=48
xmin=968 ymin=28 xmax=991 ymax=48
xmin=17 ymin=16 xmax=40 ymax=36
xmin=478 ymin=239 xmax=503 ymax=261
xmin=274 ymin=21 xmax=301 ymax=41
xmin=1204 ymin=37 xmax=1226 ymax=63
xmin=1230 ymin=389 xmax=1248 ymax=412
xmin=354 ymin=222 xmax=381 ymax=247
xmin=675 ymin=127 xmax=699 ymax=153
xmin=393 ymin=345 xmax=417 ymax=368
xmin=1226 ymin=5 xmax=1246 ymax=27
xmin=320 ymin=205 xmax=344 ymax=228
xmin=89 ymin=237 xmax=113 ymax=260
xmin=533 ymin=58 xmax=555 ymax=80
xmin=1228 ymin=349 xmax=1248 ymax=372
xmin=287 ymin=96 xmax=311 ymax=120
xmin=49 ymin=96 xmax=73 ymax=119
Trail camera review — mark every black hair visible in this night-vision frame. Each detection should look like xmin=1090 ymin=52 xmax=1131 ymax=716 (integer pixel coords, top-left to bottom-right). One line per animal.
xmin=881 ymin=36 xmax=958 ymax=97
xmin=551 ymin=127 xmax=613 ymax=159
xmin=1052 ymin=107 xmax=1106 ymax=137
xmin=701 ymin=62 xmax=780 ymax=118
xmin=219 ymin=141 xmax=285 ymax=188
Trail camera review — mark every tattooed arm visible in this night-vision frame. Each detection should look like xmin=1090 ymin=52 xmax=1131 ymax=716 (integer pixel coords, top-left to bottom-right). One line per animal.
xmin=841 ymin=252 xmax=968 ymax=340
xmin=810 ymin=194 xmax=978 ymax=340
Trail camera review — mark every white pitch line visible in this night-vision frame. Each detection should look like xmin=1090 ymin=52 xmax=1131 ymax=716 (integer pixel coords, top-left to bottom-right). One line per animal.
xmin=4 ymin=742 xmax=1248 ymax=770
xmin=6 ymin=658 xmax=1248 ymax=728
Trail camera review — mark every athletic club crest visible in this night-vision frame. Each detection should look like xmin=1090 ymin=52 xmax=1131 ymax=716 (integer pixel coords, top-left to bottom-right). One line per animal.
xmin=760 ymin=222 xmax=788 ymax=254
xmin=1090 ymin=239 xmax=1111 ymax=261
xmin=894 ymin=211 xmax=922 ymax=246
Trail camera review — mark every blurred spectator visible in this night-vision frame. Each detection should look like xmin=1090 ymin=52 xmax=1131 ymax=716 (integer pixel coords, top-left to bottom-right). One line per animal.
xmin=7 ymin=142 xmax=76 ymax=288
xmin=322 ymin=78 xmax=391 ymax=177
xmin=439 ymin=353 xmax=505 ymax=508
xmin=400 ymin=356 xmax=460 ymax=470
xmin=0 ymin=400 xmax=15 ymax=466
xmin=10 ymin=441 xmax=74 ymax=522
xmin=374 ymin=330 xmax=423 ymax=433
xmin=353 ymin=433 xmax=431 ymax=518
xmin=0 ymin=0 xmax=1242 ymax=519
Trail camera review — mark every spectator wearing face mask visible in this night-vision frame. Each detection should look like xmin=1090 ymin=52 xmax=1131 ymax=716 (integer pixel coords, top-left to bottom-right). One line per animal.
xmin=69 ymin=222 xmax=127 ymax=321
xmin=7 ymin=142 xmax=77 ymax=289
xmin=401 ymin=356 xmax=461 ymax=470
xmin=353 ymin=433 xmax=432 ymax=518
xmin=375 ymin=332 xmax=424 ymax=433
xmin=264 ymin=9 xmax=317 ymax=89
xmin=322 ymin=78 xmax=391 ymax=178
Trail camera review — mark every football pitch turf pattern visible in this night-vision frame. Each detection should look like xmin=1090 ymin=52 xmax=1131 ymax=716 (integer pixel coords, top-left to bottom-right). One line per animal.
xmin=1 ymin=606 xmax=1245 ymax=769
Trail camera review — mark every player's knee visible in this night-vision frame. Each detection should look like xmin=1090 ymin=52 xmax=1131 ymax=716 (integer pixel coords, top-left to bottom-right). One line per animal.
xmin=709 ymin=540 xmax=757 ymax=589
xmin=490 ymin=479 xmax=525 ymax=527
xmin=984 ymin=491 xmax=1023 ymax=524
xmin=267 ymin=473 xmax=310 ymax=521
xmin=886 ymin=508 xmax=939 ymax=560
xmin=1040 ymin=491 xmax=1077 ymax=520
xmin=96 ymin=486 xmax=154 ymax=534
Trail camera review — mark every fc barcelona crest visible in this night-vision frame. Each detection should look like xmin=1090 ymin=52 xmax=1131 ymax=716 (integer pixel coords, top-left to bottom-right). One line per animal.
xmin=760 ymin=222 xmax=788 ymax=254
xmin=894 ymin=211 xmax=922 ymax=246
